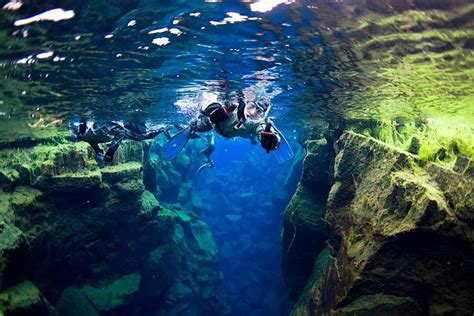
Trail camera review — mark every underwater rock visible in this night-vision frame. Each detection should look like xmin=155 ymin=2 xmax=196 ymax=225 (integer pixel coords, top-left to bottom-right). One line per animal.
xmin=0 ymin=281 xmax=53 ymax=316
xmin=287 ymin=131 xmax=474 ymax=315
xmin=282 ymin=137 xmax=332 ymax=301
xmin=225 ymin=214 xmax=241 ymax=222
xmin=55 ymin=287 xmax=99 ymax=316
xmin=140 ymin=243 xmax=182 ymax=299
xmin=301 ymin=138 xmax=331 ymax=187
xmin=34 ymin=171 xmax=102 ymax=193
xmin=140 ymin=190 xmax=160 ymax=215
xmin=100 ymin=162 xmax=142 ymax=184
xmin=0 ymin=170 xmax=20 ymax=192
xmin=0 ymin=139 xmax=226 ymax=315
xmin=81 ymin=273 xmax=141 ymax=312
xmin=333 ymin=293 xmax=421 ymax=315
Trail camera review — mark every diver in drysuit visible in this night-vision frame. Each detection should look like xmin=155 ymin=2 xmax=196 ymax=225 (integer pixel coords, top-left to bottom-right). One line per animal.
xmin=196 ymin=133 xmax=215 ymax=174
xmin=163 ymin=94 xmax=293 ymax=164
xmin=71 ymin=121 xmax=171 ymax=162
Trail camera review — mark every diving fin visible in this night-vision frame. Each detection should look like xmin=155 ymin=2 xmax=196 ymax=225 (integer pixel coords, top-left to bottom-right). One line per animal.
xmin=195 ymin=162 xmax=214 ymax=175
xmin=163 ymin=127 xmax=193 ymax=160
xmin=272 ymin=127 xmax=294 ymax=164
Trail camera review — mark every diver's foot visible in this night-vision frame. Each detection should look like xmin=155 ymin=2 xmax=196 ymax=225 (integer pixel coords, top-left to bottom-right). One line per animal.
xmin=104 ymin=154 xmax=113 ymax=162
xmin=103 ymin=148 xmax=116 ymax=162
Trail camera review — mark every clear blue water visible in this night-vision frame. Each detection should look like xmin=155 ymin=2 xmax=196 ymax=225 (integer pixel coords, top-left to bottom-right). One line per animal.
xmin=189 ymin=137 xmax=303 ymax=315
xmin=2 ymin=0 xmax=471 ymax=315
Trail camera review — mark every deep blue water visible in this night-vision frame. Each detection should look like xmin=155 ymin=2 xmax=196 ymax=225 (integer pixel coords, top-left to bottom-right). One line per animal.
xmin=188 ymin=136 xmax=303 ymax=315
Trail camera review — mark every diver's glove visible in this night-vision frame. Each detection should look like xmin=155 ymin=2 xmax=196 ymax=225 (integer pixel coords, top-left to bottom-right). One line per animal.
xmin=96 ymin=152 xmax=105 ymax=161
xmin=260 ymin=122 xmax=280 ymax=154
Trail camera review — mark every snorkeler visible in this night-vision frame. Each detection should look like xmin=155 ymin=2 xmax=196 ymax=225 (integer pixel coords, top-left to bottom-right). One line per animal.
xmin=70 ymin=121 xmax=171 ymax=162
xmin=163 ymin=94 xmax=294 ymax=164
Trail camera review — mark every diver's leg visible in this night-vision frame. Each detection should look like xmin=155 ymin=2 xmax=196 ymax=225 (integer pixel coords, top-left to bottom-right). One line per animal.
xmin=197 ymin=134 xmax=215 ymax=173
xmin=144 ymin=127 xmax=172 ymax=140
xmin=104 ymin=134 xmax=125 ymax=162
xmin=88 ymin=142 xmax=105 ymax=159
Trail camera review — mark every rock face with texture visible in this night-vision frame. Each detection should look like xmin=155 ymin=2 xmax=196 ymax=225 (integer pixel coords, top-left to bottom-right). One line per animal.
xmin=282 ymin=138 xmax=332 ymax=301
xmin=285 ymin=131 xmax=474 ymax=315
xmin=0 ymin=139 xmax=226 ymax=316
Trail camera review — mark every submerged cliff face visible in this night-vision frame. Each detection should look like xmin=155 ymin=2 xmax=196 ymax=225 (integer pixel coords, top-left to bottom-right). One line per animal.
xmin=284 ymin=131 xmax=473 ymax=315
xmin=0 ymin=139 xmax=226 ymax=315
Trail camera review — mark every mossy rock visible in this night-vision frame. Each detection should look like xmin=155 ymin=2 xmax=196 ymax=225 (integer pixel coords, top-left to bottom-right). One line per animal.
xmin=0 ymin=170 xmax=20 ymax=192
xmin=113 ymin=179 xmax=145 ymax=197
xmin=0 ymin=281 xmax=51 ymax=316
xmin=81 ymin=273 xmax=141 ymax=312
xmin=33 ymin=171 xmax=102 ymax=193
xmin=55 ymin=287 xmax=99 ymax=316
xmin=140 ymin=190 xmax=160 ymax=215
xmin=100 ymin=162 xmax=143 ymax=184
xmin=112 ymin=141 xmax=144 ymax=164
xmin=140 ymin=244 xmax=182 ymax=299
xmin=333 ymin=294 xmax=421 ymax=315
xmin=9 ymin=186 xmax=42 ymax=210
xmin=302 ymin=138 xmax=330 ymax=186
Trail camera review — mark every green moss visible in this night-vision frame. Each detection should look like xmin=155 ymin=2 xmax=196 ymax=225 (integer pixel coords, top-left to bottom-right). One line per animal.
xmin=0 ymin=281 xmax=44 ymax=314
xmin=140 ymin=190 xmax=160 ymax=215
xmin=355 ymin=119 xmax=473 ymax=168
xmin=81 ymin=273 xmax=141 ymax=312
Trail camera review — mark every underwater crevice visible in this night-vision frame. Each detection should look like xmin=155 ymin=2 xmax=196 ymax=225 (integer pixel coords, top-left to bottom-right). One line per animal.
xmin=282 ymin=130 xmax=336 ymax=302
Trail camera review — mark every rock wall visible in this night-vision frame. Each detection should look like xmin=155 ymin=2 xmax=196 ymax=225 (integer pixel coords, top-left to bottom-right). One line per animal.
xmin=284 ymin=131 xmax=473 ymax=315
xmin=0 ymin=139 xmax=226 ymax=315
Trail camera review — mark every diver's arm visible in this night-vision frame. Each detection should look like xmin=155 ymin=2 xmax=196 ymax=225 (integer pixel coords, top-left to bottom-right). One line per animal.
xmin=193 ymin=115 xmax=213 ymax=133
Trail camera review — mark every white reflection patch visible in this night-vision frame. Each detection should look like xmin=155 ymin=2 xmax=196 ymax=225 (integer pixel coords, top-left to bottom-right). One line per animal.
xmin=152 ymin=37 xmax=170 ymax=46
xmin=169 ymin=28 xmax=182 ymax=36
xmin=250 ymin=0 xmax=294 ymax=13
xmin=148 ymin=28 xmax=168 ymax=34
xmin=36 ymin=51 xmax=54 ymax=59
xmin=14 ymin=8 xmax=75 ymax=26
xmin=210 ymin=12 xmax=260 ymax=26
xmin=3 ymin=0 xmax=23 ymax=11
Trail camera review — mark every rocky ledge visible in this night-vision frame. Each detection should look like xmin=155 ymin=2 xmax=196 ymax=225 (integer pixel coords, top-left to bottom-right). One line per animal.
xmin=283 ymin=131 xmax=473 ymax=315
xmin=0 ymin=139 xmax=226 ymax=315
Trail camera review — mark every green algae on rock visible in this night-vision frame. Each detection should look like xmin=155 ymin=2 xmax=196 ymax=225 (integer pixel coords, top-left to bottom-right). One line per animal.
xmin=0 ymin=281 xmax=53 ymax=316
xmin=282 ymin=136 xmax=332 ymax=301
xmin=0 ymin=139 xmax=226 ymax=315
xmin=285 ymin=131 xmax=474 ymax=315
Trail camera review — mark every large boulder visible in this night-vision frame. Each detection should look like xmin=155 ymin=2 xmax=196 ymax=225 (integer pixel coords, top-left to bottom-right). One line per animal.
xmin=289 ymin=131 xmax=474 ymax=315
